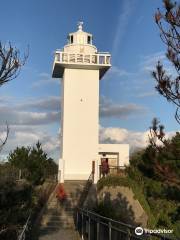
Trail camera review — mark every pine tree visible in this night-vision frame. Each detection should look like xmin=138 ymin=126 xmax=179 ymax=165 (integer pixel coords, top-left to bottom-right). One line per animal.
xmin=153 ymin=0 xmax=180 ymax=123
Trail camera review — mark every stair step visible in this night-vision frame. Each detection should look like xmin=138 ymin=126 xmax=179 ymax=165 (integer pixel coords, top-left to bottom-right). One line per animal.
xmin=44 ymin=209 xmax=75 ymax=215
xmin=38 ymin=181 xmax=86 ymax=236
xmin=49 ymin=216 xmax=74 ymax=221
xmin=39 ymin=224 xmax=76 ymax=234
xmin=45 ymin=218 xmax=74 ymax=223
xmin=40 ymin=218 xmax=75 ymax=225
xmin=41 ymin=223 xmax=74 ymax=229
xmin=46 ymin=221 xmax=74 ymax=227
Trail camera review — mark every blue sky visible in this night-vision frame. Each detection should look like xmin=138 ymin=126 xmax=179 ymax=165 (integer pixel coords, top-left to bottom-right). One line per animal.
xmin=0 ymin=0 xmax=179 ymax=160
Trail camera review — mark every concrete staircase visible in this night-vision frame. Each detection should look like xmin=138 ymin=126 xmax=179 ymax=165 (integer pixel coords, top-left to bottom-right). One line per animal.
xmin=38 ymin=180 xmax=86 ymax=240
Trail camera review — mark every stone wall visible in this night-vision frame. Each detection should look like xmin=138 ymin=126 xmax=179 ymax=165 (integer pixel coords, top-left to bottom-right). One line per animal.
xmin=97 ymin=186 xmax=148 ymax=227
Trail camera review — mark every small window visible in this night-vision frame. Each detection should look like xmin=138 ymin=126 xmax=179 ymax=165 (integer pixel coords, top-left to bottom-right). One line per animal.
xmin=70 ymin=35 xmax=73 ymax=44
xmin=87 ymin=36 xmax=91 ymax=44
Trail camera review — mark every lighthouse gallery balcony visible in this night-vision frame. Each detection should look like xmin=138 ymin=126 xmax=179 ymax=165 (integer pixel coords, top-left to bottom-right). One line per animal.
xmin=52 ymin=51 xmax=111 ymax=79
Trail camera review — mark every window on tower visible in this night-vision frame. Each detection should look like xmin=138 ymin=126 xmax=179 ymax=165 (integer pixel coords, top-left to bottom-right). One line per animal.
xmin=87 ymin=36 xmax=91 ymax=44
xmin=70 ymin=35 xmax=74 ymax=44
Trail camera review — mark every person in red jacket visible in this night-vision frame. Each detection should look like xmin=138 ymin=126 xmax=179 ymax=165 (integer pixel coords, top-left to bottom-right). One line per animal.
xmin=56 ymin=184 xmax=67 ymax=202
xmin=102 ymin=158 xmax=109 ymax=177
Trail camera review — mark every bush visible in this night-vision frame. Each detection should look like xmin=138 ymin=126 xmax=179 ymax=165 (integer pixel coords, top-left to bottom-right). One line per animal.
xmin=97 ymin=175 xmax=130 ymax=191
xmin=145 ymin=180 xmax=164 ymax=198
xmin=8 ymin=142 xmax=58 ymax=185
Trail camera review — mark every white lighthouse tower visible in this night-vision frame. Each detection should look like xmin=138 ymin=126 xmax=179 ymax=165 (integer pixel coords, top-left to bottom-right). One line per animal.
xmin=52 ymin=23 xmax=129 ymax=183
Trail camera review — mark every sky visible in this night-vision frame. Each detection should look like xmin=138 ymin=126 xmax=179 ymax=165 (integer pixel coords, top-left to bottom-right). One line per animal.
xmin=0 ymin=0 xmax=179 ymax=161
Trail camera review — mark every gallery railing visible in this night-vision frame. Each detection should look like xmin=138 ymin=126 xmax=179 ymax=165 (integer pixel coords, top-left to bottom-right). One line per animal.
xmin=54 ymin=51 xmax=111 ymax=66
xmin=76 ymin=208 xmax=175 ymax=240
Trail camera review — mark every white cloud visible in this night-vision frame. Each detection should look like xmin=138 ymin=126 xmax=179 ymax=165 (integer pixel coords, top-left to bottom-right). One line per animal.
xmin=0 ymin=95 xmax=146 ymax=127
xmin=0 ymin=125 xmax=60 ymax=161
xmin=99 ymin=126 xmax=176 ymax=153
xmin=100 ymin=95 xmax=146 ymax=119
xmin=17 ymin=96 xmax=60 ymax=111
xmin=99 ymin=125 xmax=149 ymax=152
xmin=0 ymin=96 xmax=60 ymax=125
xmin=0 ymin=107 xmax=59 ymax=125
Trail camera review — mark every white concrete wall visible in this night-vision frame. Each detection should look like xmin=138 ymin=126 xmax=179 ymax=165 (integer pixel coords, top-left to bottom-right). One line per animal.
xmin=64 ymin=44 xmax=97 ymax=54
xmin=61 ymin=68 xmax=99 ymax=180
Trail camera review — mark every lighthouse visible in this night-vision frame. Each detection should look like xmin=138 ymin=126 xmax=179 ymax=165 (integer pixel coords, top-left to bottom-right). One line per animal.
xmin=52 ymin=22 xmax=129 ymax=183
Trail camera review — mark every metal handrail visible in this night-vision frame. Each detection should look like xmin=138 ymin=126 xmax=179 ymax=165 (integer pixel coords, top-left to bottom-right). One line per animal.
xmin=77 ymin=171 xmax=94 ymax=208
xmin=18 ymin=213 xmax=31 ymax=240
xmin=76 ymin=208 xmax=175 ymax=240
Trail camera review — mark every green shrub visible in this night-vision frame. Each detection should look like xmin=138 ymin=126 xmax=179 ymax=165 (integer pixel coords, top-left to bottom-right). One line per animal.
xmin=97 ymin=175 xmax=130 ymax=191
xmin=145 ymin=180 xmax=164 ymax=198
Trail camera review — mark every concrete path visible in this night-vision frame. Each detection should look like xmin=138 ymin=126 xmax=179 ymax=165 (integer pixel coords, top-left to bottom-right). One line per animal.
xmin=38 ymin=228 xmax=80 ymax=240
xmin=37 ymin=181 xmax=86 ymax=240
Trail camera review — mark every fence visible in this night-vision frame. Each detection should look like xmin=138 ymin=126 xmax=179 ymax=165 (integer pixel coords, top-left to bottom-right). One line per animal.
xmin=0 ymin=166 xmax=58 ymax=182
xmin=75 ymin=208 xmax=175 ymax=240
xmin=99 ymin=165 xmax=126 ymax=179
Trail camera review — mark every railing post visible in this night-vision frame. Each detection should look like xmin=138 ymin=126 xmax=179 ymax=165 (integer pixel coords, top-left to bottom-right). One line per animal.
xmin=97 ymin=54 xmax=99 ymax=64
xmin=109 ymin=221 xmax=112 ymax=240
xmin=76 ymin=210 xmax=79 ymax=230
xmin=126 ymin=228 xmax=131 ymax=240
xmin=81 ymin=213 xmax=84 ymax=240
xmin=88 ymin=215 xmax=91 ymax=240
xmin=59 ymin=52 xmax=62 ymax=62
xmin=97 ymin=220 xmax=99 ymax=240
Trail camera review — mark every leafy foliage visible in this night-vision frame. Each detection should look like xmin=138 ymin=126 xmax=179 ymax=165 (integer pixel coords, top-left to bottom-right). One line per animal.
xmin=153 ymin=0 xmax=180 ymax=123
xmin=127 ymin=132 xmax=180 ymax=237
xmin=8 ymin=142 xmax=58 ymax=185
xmin=97 ymin=130 xmax=180 ymax=237
xmin=0 ymin=180 xmax=32 ymax=239
xmin=0 ymin=177 xmax=56 ymax=239
xmin=97 ymin=174 xmax=130 ymax=191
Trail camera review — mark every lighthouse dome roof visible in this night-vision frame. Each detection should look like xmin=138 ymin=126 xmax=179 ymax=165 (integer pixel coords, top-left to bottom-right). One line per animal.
xmin=63 ymin=22 xmax=97 ymax=54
